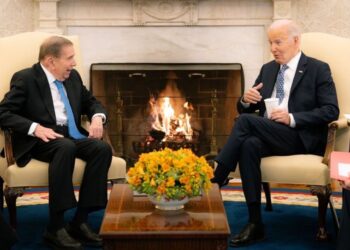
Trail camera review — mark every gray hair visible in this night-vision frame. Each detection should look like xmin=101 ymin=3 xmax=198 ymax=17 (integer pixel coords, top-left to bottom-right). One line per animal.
xmin=268 ymin=19 xmax=301 ymax=39
xmin=38 ymin=36 xmax=73 ymax=61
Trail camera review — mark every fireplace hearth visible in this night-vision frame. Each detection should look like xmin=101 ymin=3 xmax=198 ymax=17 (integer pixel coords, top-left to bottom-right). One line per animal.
xmin=90 ymin=63 xmax=243 ymax=166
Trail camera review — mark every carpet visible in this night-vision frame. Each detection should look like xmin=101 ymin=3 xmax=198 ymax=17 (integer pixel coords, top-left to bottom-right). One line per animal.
xmin=4 ymin=186 xmax=341 ymax=250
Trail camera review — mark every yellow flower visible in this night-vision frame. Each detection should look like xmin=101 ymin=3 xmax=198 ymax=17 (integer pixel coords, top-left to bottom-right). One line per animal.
xmin=127 ymin=148 xmax=213 ymax=200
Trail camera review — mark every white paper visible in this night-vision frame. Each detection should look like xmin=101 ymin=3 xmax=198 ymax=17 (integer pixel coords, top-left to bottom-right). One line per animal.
xmin=338 ymin=163 xmax=350 ymax=177
xmin=344 ymin=114 xmax=350 ymax=120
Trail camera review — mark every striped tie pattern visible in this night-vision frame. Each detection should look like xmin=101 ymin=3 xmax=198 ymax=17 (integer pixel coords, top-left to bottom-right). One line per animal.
xmin=276 ymin=64 xmax=288 ymax=104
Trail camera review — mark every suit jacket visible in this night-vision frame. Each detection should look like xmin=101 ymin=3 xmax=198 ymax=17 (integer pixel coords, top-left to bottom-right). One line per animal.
xmin=0 ymin=63 xmax=107 ymax=166
xmin=237 ymin=53 xmax=339 ymax=155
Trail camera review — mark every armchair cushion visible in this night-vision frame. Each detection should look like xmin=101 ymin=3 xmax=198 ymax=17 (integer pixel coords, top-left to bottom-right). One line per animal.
xmin=260 ymin=155 xmax=328 ymax=185
xmin=3 ymin=157 xmax=126 ymax=187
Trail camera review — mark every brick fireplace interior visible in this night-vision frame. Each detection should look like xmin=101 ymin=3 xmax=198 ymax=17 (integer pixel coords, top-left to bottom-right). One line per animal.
xmin=90 ymin=63 xmax=243 ymax=166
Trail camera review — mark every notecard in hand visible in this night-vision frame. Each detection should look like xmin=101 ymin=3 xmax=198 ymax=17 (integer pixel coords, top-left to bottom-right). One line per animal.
xmin=330 ymin=151 xmax=350 ymax=181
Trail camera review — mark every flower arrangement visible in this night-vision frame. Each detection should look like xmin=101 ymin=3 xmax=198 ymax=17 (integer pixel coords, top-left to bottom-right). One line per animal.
xmin=127 ymin=148 xmax=214 ymax=200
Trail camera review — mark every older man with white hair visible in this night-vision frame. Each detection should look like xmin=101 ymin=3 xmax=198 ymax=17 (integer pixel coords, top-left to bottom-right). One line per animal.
xmin=211 ymin=19 xmax=339 ymax=247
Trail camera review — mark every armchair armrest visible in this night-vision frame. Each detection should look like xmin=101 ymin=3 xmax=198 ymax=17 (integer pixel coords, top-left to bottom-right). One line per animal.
xmin=322 ymin=118 xmax=349 ymax=164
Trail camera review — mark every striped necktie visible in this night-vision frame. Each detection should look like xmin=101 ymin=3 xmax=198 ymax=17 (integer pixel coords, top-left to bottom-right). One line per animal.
xmin=54 ymin=80 xmax=86 ymax=139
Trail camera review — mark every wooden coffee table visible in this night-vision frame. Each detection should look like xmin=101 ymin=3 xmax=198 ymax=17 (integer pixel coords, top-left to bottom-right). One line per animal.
xmin=100 ymin=184 xmax=230 ymax=250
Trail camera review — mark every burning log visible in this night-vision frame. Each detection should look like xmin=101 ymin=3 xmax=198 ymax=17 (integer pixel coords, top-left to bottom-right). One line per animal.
xmin=132 ymin=140 xmax=200 ymax=154
xmin=149 ymin=129 xmax=166 ymax=141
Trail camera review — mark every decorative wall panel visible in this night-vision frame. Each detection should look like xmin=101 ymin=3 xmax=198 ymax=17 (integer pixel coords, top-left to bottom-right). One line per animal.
xmin=0 ymin=0 xmax=34 ymax=37
xmin=293 ymin=0 xmax=350 ymax=37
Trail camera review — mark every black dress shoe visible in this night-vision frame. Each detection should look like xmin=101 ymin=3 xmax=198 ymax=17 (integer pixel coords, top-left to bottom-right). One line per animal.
xmin=43 ymin=227 xmax=83 ymax=250
xmin=230 ymin=222 xmax=265 ymax=247
xmin=66 ymin=222 xmax=103 ymax=248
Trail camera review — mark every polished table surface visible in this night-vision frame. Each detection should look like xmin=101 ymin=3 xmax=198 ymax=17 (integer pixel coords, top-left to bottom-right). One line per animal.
xmin=100 ymin=184 xmax=230 ymax=250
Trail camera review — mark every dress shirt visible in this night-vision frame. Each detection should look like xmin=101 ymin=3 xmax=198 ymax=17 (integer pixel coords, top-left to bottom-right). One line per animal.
xmin=271 ymin=51 xmax=301 ymax=127
xmin=28 ymin=64 xmax=105 ymax=136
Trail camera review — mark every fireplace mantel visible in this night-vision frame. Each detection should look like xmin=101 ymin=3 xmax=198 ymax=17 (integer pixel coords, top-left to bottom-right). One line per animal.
xmin=34 ymin=0 xmax=292 ymax=91
xmin=36 ymin=0 xmax=291 ymax=31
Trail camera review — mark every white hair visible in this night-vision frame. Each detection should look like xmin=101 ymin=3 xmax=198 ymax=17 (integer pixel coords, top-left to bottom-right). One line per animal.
xmin=268 ymin=19 xmax=301 ymax=38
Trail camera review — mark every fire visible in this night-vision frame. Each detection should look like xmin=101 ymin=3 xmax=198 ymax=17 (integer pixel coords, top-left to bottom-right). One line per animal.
xmin=149 ymin=96 xmax=194 ymax=142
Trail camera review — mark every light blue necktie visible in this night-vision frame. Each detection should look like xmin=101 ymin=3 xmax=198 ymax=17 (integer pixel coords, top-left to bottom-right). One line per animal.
xmin=54 ymin=80 xmax=86 ymax=139
xmin=275 ymin=64 xmax=288 ymax=104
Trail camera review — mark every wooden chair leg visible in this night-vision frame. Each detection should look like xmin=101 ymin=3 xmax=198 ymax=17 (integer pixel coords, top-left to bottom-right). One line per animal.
xmin=329 ymin=196 xmax=340 ymax=234
xmin=262 ymin=182 xmax=273 ymax=211
xmin=4 ymin=187 xmax=24 ymax=229
xmin=310 ymin=185 xmax=331 ymax=241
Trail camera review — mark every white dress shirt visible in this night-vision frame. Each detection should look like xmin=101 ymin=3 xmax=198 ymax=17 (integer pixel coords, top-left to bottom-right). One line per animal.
xmin=272 ymin=51 xmax=301 ymax=127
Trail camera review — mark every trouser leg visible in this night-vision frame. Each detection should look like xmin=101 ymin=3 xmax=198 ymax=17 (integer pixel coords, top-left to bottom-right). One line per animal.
xmin=238 ymin=136 xmax=270 ymax=223
xmin=75 ymin=139 xmax=112 ymax=210
xmin=32 ymin=138 xmax=77 ymax=230
xmin=32 ymin=138 xmax=77 ymax=213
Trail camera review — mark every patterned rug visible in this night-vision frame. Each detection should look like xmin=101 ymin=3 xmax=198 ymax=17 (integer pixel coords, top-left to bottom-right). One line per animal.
xmin=12 ymin=184 xmax=343 ymax=209
xmin=221 ymin=186 xmax=342 ymax=209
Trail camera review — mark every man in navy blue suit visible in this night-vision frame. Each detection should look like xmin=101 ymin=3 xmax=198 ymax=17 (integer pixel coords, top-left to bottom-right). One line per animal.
xmin=211 ymin=19 xmax=339 ymax=247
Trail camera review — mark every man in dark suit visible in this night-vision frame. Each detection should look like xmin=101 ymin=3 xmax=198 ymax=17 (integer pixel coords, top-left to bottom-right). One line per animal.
xmin=211 ymin=20 xmax=339 ymax=247
xmin=337 ymin=180 xmax=350 ymax=250
xmin=0 ymin=36 xmax=112 ymax=249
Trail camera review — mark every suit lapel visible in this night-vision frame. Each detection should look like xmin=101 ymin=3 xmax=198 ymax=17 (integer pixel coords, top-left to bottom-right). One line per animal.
xmin=290 ymin=53 xmax=307 ymax=94
xmin=264 ymin=62 xmax=280 ymax=99
xmin=34 ymin=64 xmax=56 ymax=121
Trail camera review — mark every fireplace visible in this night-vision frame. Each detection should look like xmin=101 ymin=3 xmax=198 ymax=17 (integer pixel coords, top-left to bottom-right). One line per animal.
xmin=90 ymin=63 xmax=243 ymax=166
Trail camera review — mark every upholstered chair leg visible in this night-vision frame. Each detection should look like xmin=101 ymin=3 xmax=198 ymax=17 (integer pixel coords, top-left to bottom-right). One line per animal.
xmin=310 ymin=185 xmax=331 ymax=241
xmin=262 ymin=182 xmax=273 ymax=211
xmin=0 ymin=178 xmax=3 ymax=212
xmin=4 ymin=187 xmax=24 ymax=229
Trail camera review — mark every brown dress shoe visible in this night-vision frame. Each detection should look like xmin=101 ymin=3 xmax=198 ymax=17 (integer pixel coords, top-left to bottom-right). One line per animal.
xmin=230 ymin=222 xmax=265 ymax=247
xmin=66 ymin=222 xmax=103 ymax=248
xmin=43 ymin=227 xmax=83 ymax=250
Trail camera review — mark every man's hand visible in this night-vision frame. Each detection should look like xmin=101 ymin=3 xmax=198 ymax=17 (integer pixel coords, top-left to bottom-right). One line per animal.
xmin=242 ymin=82 xmax=263 ymax=104
xmin=34 ymin=124 xmax=64 ymax=142
xmin=89 ymin=116 xmax=104 ymax=139
xmin=270 ymin=109 xmax=290 ymax=125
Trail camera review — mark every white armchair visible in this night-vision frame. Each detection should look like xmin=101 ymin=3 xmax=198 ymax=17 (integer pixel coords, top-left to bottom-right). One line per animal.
xmin=0 ymin=32 xmax=127 ymax=228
